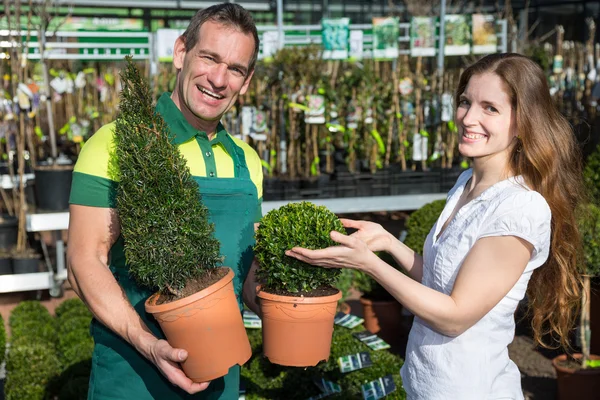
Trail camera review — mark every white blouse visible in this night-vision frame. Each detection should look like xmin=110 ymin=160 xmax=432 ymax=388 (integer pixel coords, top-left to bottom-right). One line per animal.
xmin=400 ymin=169 xmax=552 ymax=400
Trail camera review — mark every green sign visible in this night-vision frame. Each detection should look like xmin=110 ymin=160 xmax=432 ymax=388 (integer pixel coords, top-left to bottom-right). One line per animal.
xmin=321 ymin=18 xmax=350 ymax=60
xmin=372 ymin=17 xmax=399 ymax=60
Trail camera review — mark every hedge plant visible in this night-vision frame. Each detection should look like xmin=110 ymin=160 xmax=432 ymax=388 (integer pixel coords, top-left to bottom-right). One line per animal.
xmin=352 ymin=252 xmax=400 ymax=300
xmin=579 ymin=203 xmax=600 ymax=278
xmin=54 ymin=298 xmax=91 ymax=319
xmin=114 ymin=56 xmax=222 ymax=298
xmin=254 ymin=201 xmax=346 ymax=293
xmin=0 ymin=312 xmax=6 ymax=366
xmin=9 ymin=301 xmax=56 ymax=346
xmin=241 ymin=325 xmax=406 ymax=399
xmin=583 ymin=144 xmax=600 ymax=206
xmin=403 ymin=199 xmax=446 ymax=255
xmin=5 ymin=340 xmax=61 ymax=400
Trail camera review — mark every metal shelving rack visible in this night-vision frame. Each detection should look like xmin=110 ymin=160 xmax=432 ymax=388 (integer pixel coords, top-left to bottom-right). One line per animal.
xmin=0 ymin=194 xmax=446 ymax=296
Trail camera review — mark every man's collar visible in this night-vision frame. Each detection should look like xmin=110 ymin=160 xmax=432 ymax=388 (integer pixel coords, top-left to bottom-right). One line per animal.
xmin=155 ymin=92 xmax=227 ymax=145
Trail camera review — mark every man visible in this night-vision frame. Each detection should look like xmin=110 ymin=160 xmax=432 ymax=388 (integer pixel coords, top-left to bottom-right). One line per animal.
xmin=67 ymin=4 xmax=262 ymax=399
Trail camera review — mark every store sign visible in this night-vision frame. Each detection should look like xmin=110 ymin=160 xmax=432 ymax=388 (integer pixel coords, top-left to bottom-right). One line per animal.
xmin=156 ymin=29 xmax=184 ymax=62
xmin=322 ymin=18 xmax=350 ymax=60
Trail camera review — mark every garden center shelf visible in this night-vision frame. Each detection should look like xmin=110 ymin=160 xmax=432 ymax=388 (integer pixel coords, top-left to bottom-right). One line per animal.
xmin=0 ymin=193 xmax=446 ymax=296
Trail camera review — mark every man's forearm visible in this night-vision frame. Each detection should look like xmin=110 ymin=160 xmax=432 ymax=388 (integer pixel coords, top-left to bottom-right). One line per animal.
xmin=68 ymin=254 xmax=158 ymax=359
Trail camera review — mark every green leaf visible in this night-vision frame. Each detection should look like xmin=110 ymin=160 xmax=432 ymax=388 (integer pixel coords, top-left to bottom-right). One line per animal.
xmin=370 ymin=129 xmax=385 ymax=155
xmin=34 ymin=126 xmax=43 ymax=139
xmin=310 ymin=157 xmax=320 ymax=176
xmin=586 ymin=359 xmax=600 ymax=368
xmin=403 ymin=140 xmax=410 ymax=147
xmin=317 ymin=88 xmax=326 ymax=95
xmin=288 ymin=102 xmax=309 ymax=112
xmin=448 ymin=121 xmax=458 ymax=133
xmin=419 ymin=129 xmax=429 ymax=137
xmin=104 ymin=73 xmax=115 ymax=86
xmin=261 ymin=159 xmax=272 ymax=174
xmin=460 ymin=160 xmax=469 ymax=169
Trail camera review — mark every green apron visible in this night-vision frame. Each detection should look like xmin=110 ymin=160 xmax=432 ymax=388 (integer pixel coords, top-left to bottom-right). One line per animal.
xmin=88 ymin=133 xmax=258 ymax=400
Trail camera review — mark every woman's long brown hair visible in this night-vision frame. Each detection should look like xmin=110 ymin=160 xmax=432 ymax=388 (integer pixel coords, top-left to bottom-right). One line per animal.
xmin=455 ymin=53 xmax=585 ymax=349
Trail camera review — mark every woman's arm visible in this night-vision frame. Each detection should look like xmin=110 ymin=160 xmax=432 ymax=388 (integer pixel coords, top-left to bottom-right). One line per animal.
xmin=288 ymin=232 xmax=532 ymax=337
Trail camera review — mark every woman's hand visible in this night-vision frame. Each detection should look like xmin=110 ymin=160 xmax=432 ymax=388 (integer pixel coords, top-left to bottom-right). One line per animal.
xmin=286 ymin=229 xmax=378 ymax=272
xmin=341 ymin=219 xmax=394 ymax=253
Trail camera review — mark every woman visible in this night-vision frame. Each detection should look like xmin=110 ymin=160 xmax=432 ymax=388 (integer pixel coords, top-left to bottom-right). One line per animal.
xmin=286 ymin=53 xmax=584 ymax=399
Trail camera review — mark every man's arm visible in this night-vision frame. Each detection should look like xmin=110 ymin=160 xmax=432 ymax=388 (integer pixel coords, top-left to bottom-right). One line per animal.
xmin=67 ymin=204 xmax=209 ymax=394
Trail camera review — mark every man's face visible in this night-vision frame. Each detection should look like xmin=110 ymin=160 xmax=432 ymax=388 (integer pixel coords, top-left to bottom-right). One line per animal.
xmin=173 ymin=21 xmax=255 ymax=123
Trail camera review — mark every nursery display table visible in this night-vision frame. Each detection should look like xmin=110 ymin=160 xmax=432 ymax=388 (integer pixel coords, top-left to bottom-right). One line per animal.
xmin=0 ymin=193 xmax=446 ymax=296
xmin=0 ymin=212 xmax=69 ymax=297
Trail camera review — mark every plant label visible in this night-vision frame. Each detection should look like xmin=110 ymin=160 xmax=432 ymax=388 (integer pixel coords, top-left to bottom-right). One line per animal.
xmin=313 ymin=377 xmax=342 ymax=394
xmin=334 ymin=312 xmax=364 ymax=329
xmin=338 ymin=351 xmax=373 ymax=373
xmin=353 ymin=330 xmax=391 ymax=351
xmin=242 ymin=310 xmax=262 ymax=329
xmin=361 ymin=375 xmax=396 ymax=400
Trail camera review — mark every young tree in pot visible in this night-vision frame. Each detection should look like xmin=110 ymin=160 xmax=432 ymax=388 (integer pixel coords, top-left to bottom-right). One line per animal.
xmin=114 ymin=57 xmax=251 ymax=383
xmin=552 ymin=203 xmax=600 ymax=399
xmin=254 ymin=201 xmax=346 ymax=366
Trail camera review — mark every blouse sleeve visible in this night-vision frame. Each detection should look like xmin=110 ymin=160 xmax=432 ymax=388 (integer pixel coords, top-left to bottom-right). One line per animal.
xmin=477 ymin=191 xmax=552 ymax=259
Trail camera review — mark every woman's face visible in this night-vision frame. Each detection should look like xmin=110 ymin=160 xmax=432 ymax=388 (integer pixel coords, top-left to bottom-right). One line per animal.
xmin=456 ymin=72 xmax=517 ymax=165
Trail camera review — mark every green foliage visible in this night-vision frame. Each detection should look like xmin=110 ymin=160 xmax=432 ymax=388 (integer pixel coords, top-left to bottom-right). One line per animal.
xmin=404 ymin=199 xmax=446 ymax=254
xmin=336 ymin=268 xmax=355 ymax=301
xmin=5 ymin=341 xmax=61 ymax=400
xmin=54 ymin=298 xmax=91 ymax=319
xmin=583 ymin=145 xmax=600 ymax=206
xmin=254 ymin=201 xmax=346 ymax=293
xmin=241 ymin=325 xmax=406 ymax=399
xmin=114 ymin=56 xmax=222 ymax=294
xmin=57 ymin=316 xmax=94 ymax=368
xmin=578 ymin=203 xmax=600 ymax=278
xmin=0 ymin=313 xmax=5 ymax=366
xmin=9 ymin=301 xmax=56 ymax=346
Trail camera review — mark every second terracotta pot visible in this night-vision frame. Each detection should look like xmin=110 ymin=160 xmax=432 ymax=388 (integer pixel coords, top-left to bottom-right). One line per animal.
xmin=145 ymin=268 xmax=251 ymax=382
xmin=258 ymin=288 xmax=342 ymax=367
xmin=552 ymin=353 xmax=600 ymax=400
xmin=360 ymin=296 xmax=404 ymax=346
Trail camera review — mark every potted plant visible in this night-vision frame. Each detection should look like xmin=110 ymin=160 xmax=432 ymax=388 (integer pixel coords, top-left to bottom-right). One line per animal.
xmin=114 ymin=57 xmax=251 ymax=383
xmin=353 ymin=253 xmax=404 ymax=348
xmin=254 ymin=201 xmax=346 ymax=366
xmin=552 ymin=203 xmax=600 ymax=399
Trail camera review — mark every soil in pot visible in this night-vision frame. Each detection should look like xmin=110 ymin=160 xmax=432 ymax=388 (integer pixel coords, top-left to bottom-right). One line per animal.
xmin=552 ymin=353 xmax=600 ymax=400
xmin=257 ymin=287 xmax=342 ymax=367
xmin=145 ymin=267 xmax=251 ymax=383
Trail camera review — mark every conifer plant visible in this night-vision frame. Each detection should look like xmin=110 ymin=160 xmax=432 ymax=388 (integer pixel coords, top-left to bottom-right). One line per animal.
xmin=113 ymin=56 xmax=251 ymax=382
xmin=114 ymin=56 xmax=223 ymax=299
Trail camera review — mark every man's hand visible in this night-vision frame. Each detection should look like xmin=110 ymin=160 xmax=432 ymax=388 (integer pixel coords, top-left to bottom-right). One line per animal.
xmin=149 ymin=339 xmax=211 ymax=394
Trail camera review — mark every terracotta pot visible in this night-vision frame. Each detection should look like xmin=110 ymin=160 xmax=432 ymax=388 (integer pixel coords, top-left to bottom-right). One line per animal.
xmin=552 ymin=353 xmax=600 ymax=400
xmin=337 ymin=301 xmax=351 ymax=315
xmin=257 ymin=287 xmax=342 ymax=367
xmin=145 ymin=268 xmax=251 ymax=382
xmin=360 ymin=296 xmax=404 ymax=346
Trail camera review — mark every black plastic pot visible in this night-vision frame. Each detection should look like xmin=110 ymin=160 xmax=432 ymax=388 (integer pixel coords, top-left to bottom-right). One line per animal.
xmin=0 ymin=256 xmax=12 ymax=275
xmin=34 ymin=164 xmax=74 ymax=211
xmin=0 ymin=214 xmax=18 ymax=251
xmin=12 ymin=257 xmax=39 ymax=274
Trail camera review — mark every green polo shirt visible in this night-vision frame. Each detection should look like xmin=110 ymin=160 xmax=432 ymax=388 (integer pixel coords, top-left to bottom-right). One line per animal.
xmin=69 ymin=93 xmax=263 ymax=221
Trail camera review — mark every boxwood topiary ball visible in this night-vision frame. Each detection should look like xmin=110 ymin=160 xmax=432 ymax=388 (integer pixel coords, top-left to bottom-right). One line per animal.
xmin=255 ymin=201 xmax=346 ymax=294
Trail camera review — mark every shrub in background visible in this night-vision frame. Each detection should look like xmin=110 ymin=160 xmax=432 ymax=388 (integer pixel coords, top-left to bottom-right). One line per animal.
xmin=9 ymin=301 xmax=56 ymax=346
xmin=403 ymin=199 xmax=446 ymax=254
xmin=583 ymin=145 xmax=600 ymax=206
xmin=55 ymin=298 xmax=92 ymax=319
xmin=254 ymin=201 xmax=346 ymax=293
xmin=0 ymin=313 xmax=6 ymax=366
xmin=5 ymin=340 xmax=61 ymax=400
xmin=241 ymin=325 xmax=406 ymax=399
